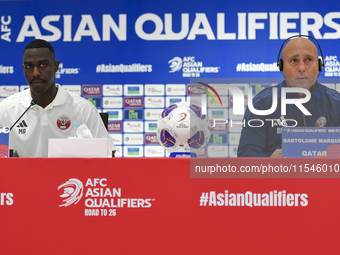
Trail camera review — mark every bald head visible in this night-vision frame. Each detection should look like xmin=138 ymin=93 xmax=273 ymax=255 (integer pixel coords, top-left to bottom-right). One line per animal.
xmin=281 ymin=37 xmax=319 ymax=90
xmin=282 ymin=38 xmax=318 ymax=62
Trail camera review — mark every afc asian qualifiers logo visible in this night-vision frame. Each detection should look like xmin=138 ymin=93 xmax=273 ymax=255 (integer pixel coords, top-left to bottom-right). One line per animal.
xmin=168 ymin=57 xmax=182 ymax=73
xmin=58 ymin=179 xmax=83 ymax=207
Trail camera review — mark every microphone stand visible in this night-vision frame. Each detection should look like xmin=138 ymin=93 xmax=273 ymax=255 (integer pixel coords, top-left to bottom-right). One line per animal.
xmin=10 ymin=99 xmax=37 ymax=131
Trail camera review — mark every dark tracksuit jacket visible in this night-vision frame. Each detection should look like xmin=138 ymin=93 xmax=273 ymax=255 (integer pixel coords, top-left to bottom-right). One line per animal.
xmin=237 ymin=81 xmax=340 ymax=157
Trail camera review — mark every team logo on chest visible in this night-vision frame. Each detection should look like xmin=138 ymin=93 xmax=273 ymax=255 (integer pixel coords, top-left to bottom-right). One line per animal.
xmin=57 ymin=115 xmax=71 ymax=130
xmin=315 ymin=117 xmax=327 ymax=127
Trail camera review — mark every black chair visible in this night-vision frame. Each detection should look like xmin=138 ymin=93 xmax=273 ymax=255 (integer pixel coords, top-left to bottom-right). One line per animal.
xmin=99 ymin=112 xmax=109 ymax=131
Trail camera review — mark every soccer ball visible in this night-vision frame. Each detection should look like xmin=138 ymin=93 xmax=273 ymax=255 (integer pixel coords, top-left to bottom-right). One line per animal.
xmin=156 ymin=102 xmax=211 ymax=153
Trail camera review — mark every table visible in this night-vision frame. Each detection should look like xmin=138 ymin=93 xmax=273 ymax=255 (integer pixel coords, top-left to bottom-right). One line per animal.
xmin=1 ymin=158 xmax=340 ymax=254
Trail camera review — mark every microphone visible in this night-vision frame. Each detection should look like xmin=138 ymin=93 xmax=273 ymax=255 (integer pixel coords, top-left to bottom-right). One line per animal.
xmin=10 ymin=99 xmax=37 ymax=131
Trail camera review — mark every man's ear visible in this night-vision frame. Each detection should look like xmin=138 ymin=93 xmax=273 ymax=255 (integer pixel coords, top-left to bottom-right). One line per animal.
xmin=54 ymin=60 xmax=60 ymax=73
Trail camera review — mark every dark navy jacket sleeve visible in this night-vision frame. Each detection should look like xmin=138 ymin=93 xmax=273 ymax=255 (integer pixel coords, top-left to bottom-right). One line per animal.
xmin=237 ymin=89 xmax=274 ymax=157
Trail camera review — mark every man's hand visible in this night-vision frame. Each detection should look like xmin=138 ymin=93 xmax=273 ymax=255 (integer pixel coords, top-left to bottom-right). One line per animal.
xmin=271 ymin=149 xmax=282 ymax=158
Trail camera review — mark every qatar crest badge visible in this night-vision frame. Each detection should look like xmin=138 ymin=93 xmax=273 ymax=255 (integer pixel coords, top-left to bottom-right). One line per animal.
xmin=57 ymin=115 xmax=71 ymax=130
xmin=315 ymin=117 xmax=327 ymax=127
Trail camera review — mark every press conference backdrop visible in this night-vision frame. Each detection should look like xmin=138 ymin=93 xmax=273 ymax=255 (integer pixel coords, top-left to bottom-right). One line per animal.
xmin=0 ymin=0 xmax=339 ymax=157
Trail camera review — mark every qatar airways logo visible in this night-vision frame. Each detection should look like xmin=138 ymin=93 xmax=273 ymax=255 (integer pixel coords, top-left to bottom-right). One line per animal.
xmin=124 ymin=97 xmax=143 ymax=107
xmin=145 ymin=134 xmax=158 ymax=144
xmin=83 ymin=85 xmax=102 ymax=96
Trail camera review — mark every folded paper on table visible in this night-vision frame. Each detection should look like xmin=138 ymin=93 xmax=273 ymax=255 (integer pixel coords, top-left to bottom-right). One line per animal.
xmin=48 ymin=138 xmax=108 ymax=158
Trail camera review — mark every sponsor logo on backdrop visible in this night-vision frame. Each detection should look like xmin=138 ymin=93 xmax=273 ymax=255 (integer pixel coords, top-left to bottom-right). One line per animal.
xmin=0 ymin=65 xmax=14 ymax=74
xmin=96 ymin=63 xmax=152 ymax=73
xmin=187 ymin=85 xmax=205 ymax=95
xmin=58 ymin=178 xmax=155 ymax=216
xmin=124 ymin=97 xmax=143 ymax=108
xmin=145 ymin=85 xmax=165 ymax=95
xmin=145 ymin=122 xmax=157 ymax=132
xmin=62 ymin=85 xmax=82 ymax=96
xmin=55 ymin=63 xmax=80 ymax=78
xmin=229 ymin=146 xmax=238 ymax=157
xmin=145 ymin=146 xmax=164 ymax=157
xmin=168 ymin=56 xmax=219 ymax=77
xmin=103 ymin=97 xmax=123 ymax=108
xmin=87 ymin=98 xmax=101 ymax=108
xmin=124 ymin=109 xmax=143 ymax=120
xmin=0 ymin=192 xmax=13 ymax=206
xmin=145 ymin=134 xmax=159 ymax=144
xmin=124 ymin=146 xmax=144 ymax=157
xmin=103 ymin=85 xmax=123 ymax=96
xmin=145 ymin=97 xmax=164 ymax=108
xmin=144 ymin=109 xmax=163 ymax=120
xmin=324 ymin=56 xmax=340 ymax=77
xmin=108 ymin=122 xmax=122 ymax=132
xmin=107 ymin=110 xmax=122 ymax=120
xmin=124 ymin=134 xmax=143 ymax=145
xmin=229 ymin=133 xmax=241 ymax=145
xmin=124 ymin=85 xmax=144 ymax=96
xmin=0 ymin=85 xmax=19 ymax=97
xmin=207 ymin=146 xmax=228 ymax=157
xmin=82 ymin=85 xmax=102 ymax=96
xmin=110 ymin=134 xmax=122 ymax=145
xmin=127 ymin=147 xmax=139 ymax=155
xmin=166 ymin=84 xmax=186 ymax=95
xmin=166 ymin=97 xmax=184 ymax=106
xmin=124 ymin=121 xmax=143 ymax=132
xmin=209 ymin=134 xmax=228 ymax=144
xmin=209 ymin=109 xmax=227 ymax=119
